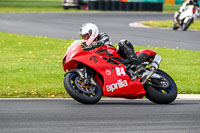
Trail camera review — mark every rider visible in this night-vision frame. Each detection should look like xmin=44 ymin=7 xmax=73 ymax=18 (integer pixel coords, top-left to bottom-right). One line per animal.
xmin=79 ymin=23 xmax=144 ymax=73
xmin=176 ymin=0 xmax=199 ymax=21
xmin=180 ymin=0 xmax=199 ymax=12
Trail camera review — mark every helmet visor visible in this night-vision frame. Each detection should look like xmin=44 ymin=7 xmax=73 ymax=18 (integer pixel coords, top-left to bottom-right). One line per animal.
xmin=82 ymin=33 xmax=90 ymax=40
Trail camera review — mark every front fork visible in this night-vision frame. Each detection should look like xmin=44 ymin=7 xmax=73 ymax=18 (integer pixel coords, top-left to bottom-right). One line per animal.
xmin=65 ymin=65 xmax=96 ymax=86
xmin=83 ymin=65 xmax=96 ymax=86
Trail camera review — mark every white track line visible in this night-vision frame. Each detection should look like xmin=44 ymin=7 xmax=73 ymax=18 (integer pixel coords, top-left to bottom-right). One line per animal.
xmin=0 ymin=94 xmax=200 ymax=100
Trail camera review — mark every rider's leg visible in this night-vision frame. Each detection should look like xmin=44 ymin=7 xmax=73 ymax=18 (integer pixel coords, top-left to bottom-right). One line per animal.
xmin=117 ymin=39 xmax=140 ymax=65
xmin=117 ymin=40 xmax=145 ymax=75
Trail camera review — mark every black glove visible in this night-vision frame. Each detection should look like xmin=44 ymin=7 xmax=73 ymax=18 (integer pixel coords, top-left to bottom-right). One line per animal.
xmin=91 ymin=41 xmax=103 ymax=49
xmin=83 ymin=44 xmax=93 ymax=51
xmin=83 ymin=41 xmax=103 ymax=51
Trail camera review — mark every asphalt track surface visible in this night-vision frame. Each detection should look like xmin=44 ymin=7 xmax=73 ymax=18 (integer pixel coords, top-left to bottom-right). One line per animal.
xmin=0 ymin=12 xmax=200 ymax=132
xmin=0 ymin=99 xmax=200 ymax=133
xmin=0 ymin=12 xmax=200 ymax=50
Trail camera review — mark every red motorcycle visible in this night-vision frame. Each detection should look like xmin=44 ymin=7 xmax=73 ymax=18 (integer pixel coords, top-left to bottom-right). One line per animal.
xmin=63 ymin=40 xmax=177 ymax=104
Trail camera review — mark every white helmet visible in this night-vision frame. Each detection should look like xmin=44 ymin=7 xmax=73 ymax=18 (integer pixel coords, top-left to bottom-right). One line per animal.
xmin=80 ymin=23 xmax=99 ymax=46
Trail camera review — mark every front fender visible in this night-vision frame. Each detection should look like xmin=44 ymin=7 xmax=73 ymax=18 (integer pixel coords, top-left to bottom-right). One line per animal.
xmin=65 ymin=69 xmax=84 ymax=78
xmin=183 ymin=17 xmax=193 ymax=23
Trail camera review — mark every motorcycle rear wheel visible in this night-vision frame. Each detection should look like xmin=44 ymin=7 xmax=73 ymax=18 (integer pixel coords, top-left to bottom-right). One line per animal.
xmin=64 ymin=72 xmax=102 ymax=104
xmin=144 ymin=69 xmax=177 ymax=104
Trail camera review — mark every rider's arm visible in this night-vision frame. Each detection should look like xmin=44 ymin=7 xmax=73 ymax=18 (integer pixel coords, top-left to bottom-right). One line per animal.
xmin=82 ymin=41 xmax=104 ymax=51
xmin=88 ymin=32 xmax=112 ymax=49
xmin=97 ymin=32 xmax=112 ymax=46
xmin=179 ymin=0 xmax=190 ymax=12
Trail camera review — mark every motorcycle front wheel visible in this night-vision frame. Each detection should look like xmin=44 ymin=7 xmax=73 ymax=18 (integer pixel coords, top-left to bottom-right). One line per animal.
xmin=64 ymin=72 xmax=102 ymax=104
xmin=144 ymin=69 xmax=177 ymax=104
xmin=182 ymin=19 xmax=193 ymax=31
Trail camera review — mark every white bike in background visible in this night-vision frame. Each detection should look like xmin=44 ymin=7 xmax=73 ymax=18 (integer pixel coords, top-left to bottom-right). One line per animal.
xmin=173 ymin=5 xmax=199 ymax=31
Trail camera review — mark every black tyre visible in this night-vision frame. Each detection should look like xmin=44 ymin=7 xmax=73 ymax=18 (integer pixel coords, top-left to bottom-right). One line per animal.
xmin=76 ymin=6 xmax=81 ymax=9
xmin=63 ymin=6 xmax=69 ymax=10
xmin=182 ymin=19 xmax=192 ymax=31
xmin=172 ymin=23 xmax=179 ymax=30
xmin=144 ymin=69 xmax=177 ymax=104
xmin=64 ymin=72 xmax=102 ymax=104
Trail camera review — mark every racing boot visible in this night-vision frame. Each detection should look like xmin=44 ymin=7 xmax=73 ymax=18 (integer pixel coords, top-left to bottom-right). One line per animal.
xmin=127 ymin=50 xmax=146 ymax=75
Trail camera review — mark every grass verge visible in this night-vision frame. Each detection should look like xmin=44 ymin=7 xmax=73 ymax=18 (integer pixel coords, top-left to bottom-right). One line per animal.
xmin=142 ymin=20 xmax=200 ymax=30
xmin=0 ymin=32 xmax=71 ymax=98
xmin=163 ymin=4 xmax=181 ymax=13
xmin=0 ymin=32 xmax=200 ymax=98
xmin=0 ymin=0 xmax=182 ymax=13
xmin=0 ymin=0 xmax=79 ymax=12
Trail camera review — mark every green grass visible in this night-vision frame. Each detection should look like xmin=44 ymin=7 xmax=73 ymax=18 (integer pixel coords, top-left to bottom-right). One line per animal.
xmin=163 ymin=4 xmax=181 ymax=13
xmin=0 ymin=32 xmax=200 ymax=98
xmin=142 ymin=20 xmax=200 ymax=30
xmin=135 ymin=45 xmax=200 ymax=94
xmin=0 ymin=0 xmax=183 ymax=13
xmin=0 ymin=32 xmax=72 ymax=98
xmin=0 ymin=0 xmax=62 ymax=7
xmin=0 ymin=0 xmax=80 ymax=12
xmin=0 ymin=7 xmax=79 ymax=12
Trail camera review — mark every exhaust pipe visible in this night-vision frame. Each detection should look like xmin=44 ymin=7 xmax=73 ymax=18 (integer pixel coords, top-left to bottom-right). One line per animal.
xmin=142 ymin=55 xmax=162 ymax=84
xmin=150 ymin=54 xmax=162 ymax=70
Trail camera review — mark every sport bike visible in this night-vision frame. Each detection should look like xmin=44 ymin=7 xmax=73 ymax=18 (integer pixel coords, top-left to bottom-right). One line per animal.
xmin=173 ymin=5 xmax=199 ymax=31
xmin=63 ymin=40 xmax=177 ymax=104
